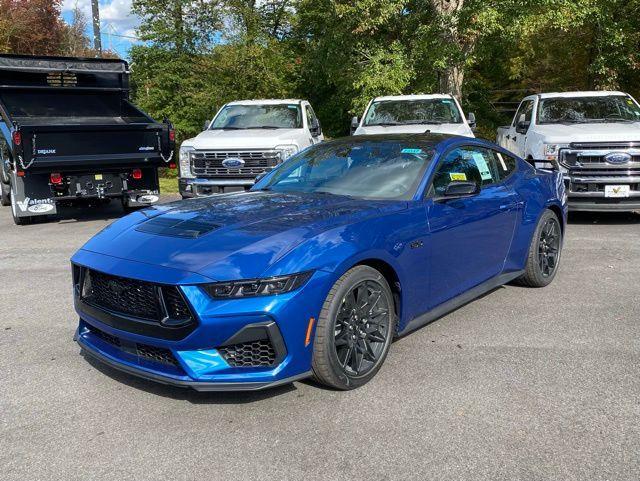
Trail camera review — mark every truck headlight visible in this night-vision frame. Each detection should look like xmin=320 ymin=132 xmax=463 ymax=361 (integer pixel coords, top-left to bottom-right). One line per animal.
xmin=203 ymin=272 xmax=312 ymax=299
xmin=275 ymin=144 xmax=299 ymax=162
xmin=543 ymin=144 xmax=559 ymax=160
xmin=179 ymin=146 xmax=195 ymax=178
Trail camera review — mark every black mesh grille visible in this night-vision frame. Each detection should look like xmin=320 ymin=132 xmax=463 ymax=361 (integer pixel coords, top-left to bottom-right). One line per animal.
xmin=136 ymin=343 xmax=180 ymax=366
xmin=84 ymin=269 xmax=160 ymax=320
xmin=86 ymin=324 xmax=180 ymax=368
xmin=218 ymin=339 xmax=276 ymax=367
xmin=91 ymin=326 xmax=121 ymax=347
xmin=80 ymin=268 xmax=193 ymax=324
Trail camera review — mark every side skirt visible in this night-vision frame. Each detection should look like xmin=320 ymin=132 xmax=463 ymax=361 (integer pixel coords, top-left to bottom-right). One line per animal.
xmin=398 ymin=270 xmax=525 ymax=337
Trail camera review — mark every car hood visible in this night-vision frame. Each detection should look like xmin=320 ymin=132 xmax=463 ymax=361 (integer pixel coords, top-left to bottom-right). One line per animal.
xmin=355 ymin=123 xmax=474 ymax=137
xmin=78 ymin=191 xmax=405 ymax=281
xmin=534 ymin=122 xmax=640 ymax=143
xmin=183 ymin=128 xmax=305 ymax=150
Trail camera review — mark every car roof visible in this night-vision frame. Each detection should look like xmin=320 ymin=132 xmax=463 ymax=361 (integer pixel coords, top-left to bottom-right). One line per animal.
xmin=537 ymin=91 xmax=628 ymax=99
xmin=226 ymin=99 xmax=305 ymax=106
xmin=372 ymin=94 xmax=454 ymax=102
xmin=326 ymin=133 xmax=506 ymax=155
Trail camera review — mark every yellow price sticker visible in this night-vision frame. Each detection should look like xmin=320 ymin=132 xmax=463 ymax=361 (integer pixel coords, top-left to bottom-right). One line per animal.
xmin=449 ymin=173 xmax=467 ymax=181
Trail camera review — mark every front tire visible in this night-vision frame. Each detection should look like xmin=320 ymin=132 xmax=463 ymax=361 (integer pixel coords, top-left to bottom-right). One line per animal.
xmin=312 ymin=266 xmax=396 ymax=390
xmin=517 ymin=209 xmax=562 ymax=287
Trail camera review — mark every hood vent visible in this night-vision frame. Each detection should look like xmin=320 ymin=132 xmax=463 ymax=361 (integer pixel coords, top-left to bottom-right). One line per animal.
xmin=136 ymin=216 xmax=220 ymax=238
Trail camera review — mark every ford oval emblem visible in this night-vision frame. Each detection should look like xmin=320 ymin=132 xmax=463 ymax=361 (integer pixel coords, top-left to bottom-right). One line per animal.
xmin=222 ymin=157 xmax=245 ymax=168
xmin=604 ymin=152 xmax=632 ymax=164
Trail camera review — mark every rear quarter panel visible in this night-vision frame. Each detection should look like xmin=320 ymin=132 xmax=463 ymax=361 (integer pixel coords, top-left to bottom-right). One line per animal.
xmin=504 ymin=159 xmax=566 ymax=272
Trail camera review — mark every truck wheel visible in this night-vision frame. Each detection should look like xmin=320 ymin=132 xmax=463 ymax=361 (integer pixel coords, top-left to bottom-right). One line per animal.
xmin=516 ymin=209 xmax=562 ymax=287
xmin=311 ymin=266 xmax=396 ymax=390
xmin=1 ymin=180 xmax=10 ymax=207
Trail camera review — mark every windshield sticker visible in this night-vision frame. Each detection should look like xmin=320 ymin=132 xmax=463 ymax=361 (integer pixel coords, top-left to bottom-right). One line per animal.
xmin=496 ymin=152 xmax=508 ymax=171
xmin=401 ymin=148 xmax=423 ymax=154
xmin=450 ymin=173 xmax=467 ymax=181
xmin=287 ymin=105 xmax=298 ymax=109
xmin=471 ymin=152 xmax=493 ymax=181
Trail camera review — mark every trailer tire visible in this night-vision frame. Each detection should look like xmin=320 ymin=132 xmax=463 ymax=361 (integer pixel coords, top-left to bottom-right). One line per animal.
xmin=1 ymin=179 xmax=10 ymax=206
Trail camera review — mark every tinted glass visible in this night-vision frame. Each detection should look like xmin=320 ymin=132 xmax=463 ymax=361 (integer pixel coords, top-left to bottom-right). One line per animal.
xmin=431 ymin=147 xmax=499 ymax=195
xmin=211 ymin=104 xmax=303 ymax=129
xmin=491 ymin=150 xmax=517 ymax=181
xmin=260 ymin=140 xmax=435 ymax=200
xmin=538 ymin=95 xmax=640 ymax=124
xmin=363 ymin=99 xmax=462 ymax=126
xmin=513 ymin=100 xmax=534 ymax=126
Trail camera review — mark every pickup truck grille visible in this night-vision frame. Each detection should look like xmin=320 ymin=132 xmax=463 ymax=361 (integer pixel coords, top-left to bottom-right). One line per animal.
xmin=191 ymin=150 xmax=280 ymax=178
xmin=560 ymin=143 xmax=640 ymax=169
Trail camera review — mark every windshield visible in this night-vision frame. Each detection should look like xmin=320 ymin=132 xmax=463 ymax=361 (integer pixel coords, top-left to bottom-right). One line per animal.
xmin=538 ymin=95 xmax=640 ymax=124
xmin=258 ymin=139 xmax=435 ymax=200
xmin=363 ymin=99 xmax=463 ymax=126
xmin=210 ymin=104 xmax=302 ymax=129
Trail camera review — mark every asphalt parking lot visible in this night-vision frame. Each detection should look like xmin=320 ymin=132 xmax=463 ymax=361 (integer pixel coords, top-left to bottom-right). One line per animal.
xmin=1 ymin=199 xmax=639 ymax=481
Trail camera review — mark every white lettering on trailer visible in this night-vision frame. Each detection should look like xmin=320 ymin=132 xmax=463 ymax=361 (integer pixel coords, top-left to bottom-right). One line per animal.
xmin=16 ymin=197 xmax=55 ymax=212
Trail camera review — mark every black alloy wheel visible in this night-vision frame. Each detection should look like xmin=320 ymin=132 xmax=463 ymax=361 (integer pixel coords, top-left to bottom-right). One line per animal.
xmin=312 ymin=265 xmax=395 ymax=390
xmin=517 ymin=209 xmax=562 ymax=287
xmin=538 ymin=216 xmax=561 ymax=277
xmin=333 ymin=280 xmax=391 ymax=377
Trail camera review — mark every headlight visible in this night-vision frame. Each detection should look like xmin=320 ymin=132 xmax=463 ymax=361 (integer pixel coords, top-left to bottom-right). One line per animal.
xmin=543 ymin=144 xmax=559 ymax=160
xmin=275 ymin=144 xmax=298 ymax=162
xmin=203 ymin=272 xmax=312 ymax=299
xmin=179 ymin=146 xmax=195 ymax=178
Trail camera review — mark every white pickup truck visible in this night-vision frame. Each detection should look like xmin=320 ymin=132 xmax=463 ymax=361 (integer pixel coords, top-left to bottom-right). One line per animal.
xmin=351 ymin=94 xmax=476 ymax=137
xmin=497 ymin=91 xmax=640 ymax=212
xmin=179 ymin=99 xmax=323 ymax=197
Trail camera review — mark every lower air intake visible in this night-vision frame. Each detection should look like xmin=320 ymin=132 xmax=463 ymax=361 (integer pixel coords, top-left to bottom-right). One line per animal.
xmin=218 ymin=339 xmax=276 ymax=367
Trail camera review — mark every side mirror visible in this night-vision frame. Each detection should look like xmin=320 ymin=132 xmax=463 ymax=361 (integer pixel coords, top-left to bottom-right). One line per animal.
xmin=203 ymin=119 xmax=211 ymax=131
xmin=310 ymin=118 xmax=321 ymax=136
xmin=350 ymin=116 xmax=360 ymax=135
xmin=437 ymin=181 xmax=480 ymax=201
xmin=467 ymin=112 xmax=477 ymax=130
xmin=516 ymin=113 xmax=530 ymax=134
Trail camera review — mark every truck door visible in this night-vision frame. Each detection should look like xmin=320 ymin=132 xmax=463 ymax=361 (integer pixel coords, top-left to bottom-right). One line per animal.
xmin=512 ymin=99 xmax=534 ymax=158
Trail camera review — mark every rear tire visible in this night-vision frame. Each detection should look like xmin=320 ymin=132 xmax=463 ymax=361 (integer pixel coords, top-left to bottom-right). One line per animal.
xmin=516 ymin=209 xmax=562 ymax=287
xmin=1 ymin=180 xmax=10 ymax=207
xmin=312 ymin=266 xmax=396 ymax=390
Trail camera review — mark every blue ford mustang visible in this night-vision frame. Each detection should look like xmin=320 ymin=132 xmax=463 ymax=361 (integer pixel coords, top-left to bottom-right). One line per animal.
xmin=72 ymin=134 xmax=566 ymax=391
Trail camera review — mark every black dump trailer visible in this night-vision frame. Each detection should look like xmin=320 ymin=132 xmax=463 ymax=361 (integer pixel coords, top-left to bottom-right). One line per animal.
xmin=0 ymin=54 xmax=175 ymax=225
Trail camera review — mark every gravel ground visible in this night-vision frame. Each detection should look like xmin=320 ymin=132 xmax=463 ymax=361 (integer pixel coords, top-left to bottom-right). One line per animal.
xmin=0 ymin=198 xmax=639 ymax=481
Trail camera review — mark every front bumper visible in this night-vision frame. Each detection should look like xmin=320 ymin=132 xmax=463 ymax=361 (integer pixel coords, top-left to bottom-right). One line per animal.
xmin=563 ymin=176 xmax=640 ymax=212
xmin=75 ymin=327 xmax=311 ymax=391
xmin=179 ymin=178 xmax=255 ymax=197
xmin=71 ymin=253 xmax=331 ymax=391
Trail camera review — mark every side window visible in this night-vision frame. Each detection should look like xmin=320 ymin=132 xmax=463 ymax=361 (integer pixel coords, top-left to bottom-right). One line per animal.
xmin=305 ymin=105 xmax=319 ymax=130
xmin=431 ymin=147 xmax=499 ymax=196
xmin=490 ymin=150 xmax=517 ymax=181
xmin=513 ymin=100 xmax=534 ymax=126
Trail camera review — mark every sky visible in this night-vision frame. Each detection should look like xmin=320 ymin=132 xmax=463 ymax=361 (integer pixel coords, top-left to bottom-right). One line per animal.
xmin=61 ymin=0 xmax=141 ymax=58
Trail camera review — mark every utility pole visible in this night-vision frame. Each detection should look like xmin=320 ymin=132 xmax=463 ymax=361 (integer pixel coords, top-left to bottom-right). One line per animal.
xmin=91 ymin=0 xmax=102 ymax=56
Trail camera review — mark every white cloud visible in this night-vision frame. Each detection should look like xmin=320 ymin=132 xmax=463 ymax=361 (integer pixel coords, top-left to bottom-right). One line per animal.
xmin=62 ymin=0 xmax=140 ymax=41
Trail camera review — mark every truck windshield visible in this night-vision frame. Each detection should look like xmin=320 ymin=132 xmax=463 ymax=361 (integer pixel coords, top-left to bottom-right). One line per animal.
xmin=258 ymin=139 xmax=435 ymax=200
xmin=538 ymin=95 xmax=640 ymax=124
xmin=210 ymin=104 xmax=303 ymax=129
xmin=363 ymin=99 xmax=463 ymax=126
